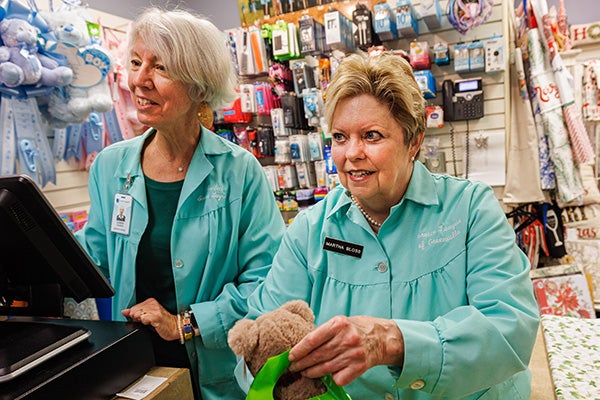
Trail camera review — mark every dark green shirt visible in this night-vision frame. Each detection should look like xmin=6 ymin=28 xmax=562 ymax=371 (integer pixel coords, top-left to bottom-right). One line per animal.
xmin=136 ymin=176 xmax=189 ymax=369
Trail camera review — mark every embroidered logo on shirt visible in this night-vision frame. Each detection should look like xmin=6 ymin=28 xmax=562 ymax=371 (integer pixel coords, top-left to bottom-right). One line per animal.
xmin=417 ymin=219 xmax=462 ymax=250
xmin=323 ymin=237 xmax=363 ymax=258
xmin=197 ymin=184 xmax=226 ymax=202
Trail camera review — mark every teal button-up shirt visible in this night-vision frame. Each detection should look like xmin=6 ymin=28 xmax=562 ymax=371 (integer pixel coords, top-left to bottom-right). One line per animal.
xmin=77 ymin=127 xmax=285 ymax=399
xmin=248 ymin=161 xmax=539 ymax=399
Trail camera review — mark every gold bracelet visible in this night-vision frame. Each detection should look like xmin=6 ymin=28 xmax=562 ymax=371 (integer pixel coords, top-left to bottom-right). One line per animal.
xmin=177 ymin=313 xmax=185 ymax=345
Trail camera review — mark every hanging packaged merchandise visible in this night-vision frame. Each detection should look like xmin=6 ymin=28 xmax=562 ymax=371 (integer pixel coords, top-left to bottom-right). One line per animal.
xmin=308 ymin=131 xmax=324 ymax=161
xmin=257 ymin=127 xmax=275 ymax=157
xmin=323 ymin=139 xmax=337 ymax=174
xmin=234 ymin=126 xmax=252 ymax=152
xmin=302 ymin=88 xmax=324 ymax=127
xmin=254 ymin=82 xmax=277 ymax=116
xmin=292 ymin=61 xmax=316 ymax=95
xmin=271 ymin=108 xmax=288 ymax=136
xmin=314 ymin=160 xmax=328 ymax=188
xmin=223 ymin=96 xmax=253 ymax=124
xmin=295 ymin=162 xmax=317 ymax=189
xmin=373 ymin=2 xmax=398 ymax=42
xmin=274 ymin=138 xmax=292 ymax=164
xmin=446 ymin=0 xmax=494 ymax=35
xmin=453 ymin=42 xmax=470 ymax=73
xmin=394 ymin=0 xmax=419 ymax=38
xmin=468 ymin=40 xmax=485 ymax=72
xmin=420 ymin=0 xmax=442 ymax=30
xmin=289 ymin=134 xmax=310 ymax=163
xmin=246 ymin=127 xmax=260 ymax=158
xmin=269 ymin=62 xmax=294 ymax=97
xmin=277 ymin=165 xmax=299 ymax=190
xmin=414 ymin=70 xmax=436 ymax=99
xmin=422 ymin=137 xmax=446 ymax=173
xmin=248 ymin=25 xmax=269 ymax=74
xmin=281 ymin=92 xmax=310 ymax=130
xmin=240 ymin=83 xmax=257 ymax=113
xmin=324 ymin=10 xmax=355 ymax=53
xmin=298 ymin=14 xmax=328 ymax=55
xmin=262 ymin=165 xmax=280 ymax=192
xmin=271 ymin=21 xmax=300 ymax=61
xmin=433 ymin=41 xmax=450 ymax=65
xmin=409 ymin=41 xmax=431 ymax=70
xmin=485 ymin=36 xmax=505 ymax=73
xmin=352 ymin=3 xmax=381 ymax=51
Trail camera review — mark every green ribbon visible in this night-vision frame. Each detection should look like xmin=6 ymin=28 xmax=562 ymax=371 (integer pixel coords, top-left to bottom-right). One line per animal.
xmin=246 ymin=349 xmax=352 ymax=400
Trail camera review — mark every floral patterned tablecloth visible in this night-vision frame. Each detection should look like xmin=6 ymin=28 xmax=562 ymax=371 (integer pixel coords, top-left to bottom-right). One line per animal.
xmin=541 ymin=314 xmax=600 ymax=400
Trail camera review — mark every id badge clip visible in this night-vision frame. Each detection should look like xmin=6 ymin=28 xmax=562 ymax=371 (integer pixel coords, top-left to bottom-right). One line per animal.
xmin=110 ymin=174 xmax=134 ymax=235
xmin=246 ymin=350 xmax=352 ymax=400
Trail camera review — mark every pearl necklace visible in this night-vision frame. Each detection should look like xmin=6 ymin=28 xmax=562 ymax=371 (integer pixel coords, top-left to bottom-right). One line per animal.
xmin=350 ymin=194 xmax=382 ymax=227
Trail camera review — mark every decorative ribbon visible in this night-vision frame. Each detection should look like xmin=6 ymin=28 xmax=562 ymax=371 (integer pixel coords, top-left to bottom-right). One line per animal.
xmin=52 ymin=127 xmax=67 ymax=161
xmin=83 ymin=112 xmax=104 ymax=170
xmin=0 ymin=95 xmax=16 ymax=176
xmin=1 ymin=94 xmax=56 ymax=186
xmin=102 ymin=107 xmax=124 ymax=145
xmin=64 ymin=123 xmax=83 ymax=162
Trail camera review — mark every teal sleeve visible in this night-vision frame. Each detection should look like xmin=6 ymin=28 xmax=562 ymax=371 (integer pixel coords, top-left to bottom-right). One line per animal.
xmin=193 ymin=156 xmax=285 ymax=348
xmin=247 ymin=209 xmax=313 ymax=318
xmin=394 ymin=185 xmax=539 ymax=397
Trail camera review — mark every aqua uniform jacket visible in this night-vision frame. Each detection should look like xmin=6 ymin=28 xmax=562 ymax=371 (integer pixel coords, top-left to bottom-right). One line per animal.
xmin=77 ymin=127 xmax=285 ymax=400
xmin=247 ymin=161 xmax=539 ymax=400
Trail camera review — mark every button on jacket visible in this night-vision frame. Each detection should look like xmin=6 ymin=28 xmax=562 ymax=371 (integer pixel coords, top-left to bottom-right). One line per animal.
xmin=77 ymin=127 xmax=285 ymax=400
xmin=248 ymin=161 xmax=539 ymax=399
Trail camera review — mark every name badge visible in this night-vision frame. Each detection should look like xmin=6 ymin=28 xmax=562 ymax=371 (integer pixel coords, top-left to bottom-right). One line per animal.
xmin=323 ymin=237 xmax=363 ymax=258
xmin=111 ymin=193 xmax=132 ymax=235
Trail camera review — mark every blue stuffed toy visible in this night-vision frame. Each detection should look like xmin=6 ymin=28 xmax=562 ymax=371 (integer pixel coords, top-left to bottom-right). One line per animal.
xmin=0 ymin=18 xmax=73 ymax=89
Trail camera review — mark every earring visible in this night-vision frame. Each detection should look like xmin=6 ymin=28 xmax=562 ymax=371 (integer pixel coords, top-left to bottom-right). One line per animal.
xmin=197 ymin=102 xmax=213 ymax=129
xmin=411 ymin=156 xmax=415 ymax=162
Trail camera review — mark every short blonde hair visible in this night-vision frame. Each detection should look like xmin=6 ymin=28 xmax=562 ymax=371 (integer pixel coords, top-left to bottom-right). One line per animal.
xmin=324 ymin=53 xmax=426 ymax=145
xmin=127 ymin=7 xmax=237 ymax=109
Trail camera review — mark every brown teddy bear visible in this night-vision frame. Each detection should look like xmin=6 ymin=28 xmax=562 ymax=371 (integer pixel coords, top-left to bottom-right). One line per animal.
xmin=228 ymin=300 xmax=327 ymax=400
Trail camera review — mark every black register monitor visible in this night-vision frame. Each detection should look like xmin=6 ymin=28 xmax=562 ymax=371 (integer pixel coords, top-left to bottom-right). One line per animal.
xmin=0 ymin=174 xmax=114 ymax=316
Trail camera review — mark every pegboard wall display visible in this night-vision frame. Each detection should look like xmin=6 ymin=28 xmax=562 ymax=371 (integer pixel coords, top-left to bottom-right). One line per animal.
xmin=227 ymin=0 xmax=510 ymax=199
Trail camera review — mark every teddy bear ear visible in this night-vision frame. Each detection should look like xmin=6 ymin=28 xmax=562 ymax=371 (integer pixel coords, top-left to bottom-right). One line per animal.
xmin=282 ymin=300 xmax=315 ymax=324
xmin=227 ymin=319 xmax=259 ymax=357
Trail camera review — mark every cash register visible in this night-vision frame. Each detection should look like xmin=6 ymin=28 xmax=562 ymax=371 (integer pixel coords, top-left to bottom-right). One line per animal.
xmin=0 ymin=175 xmax=154 ymax=399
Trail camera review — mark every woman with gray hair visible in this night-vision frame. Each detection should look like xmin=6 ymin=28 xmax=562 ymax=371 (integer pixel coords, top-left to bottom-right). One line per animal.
xmin=243 ymin=53 xmax=539 ymax=399
xmin=76 ymin=8 xmax=284 ymax=399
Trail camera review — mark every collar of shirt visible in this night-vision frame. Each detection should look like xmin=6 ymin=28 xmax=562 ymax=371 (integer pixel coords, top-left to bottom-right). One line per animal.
xmin=326 ymin=161 xmax=440 ymax=222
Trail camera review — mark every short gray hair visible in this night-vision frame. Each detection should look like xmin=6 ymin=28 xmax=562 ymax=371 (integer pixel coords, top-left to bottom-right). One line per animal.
xmin=127 ymin=7 xmax=237 ymax=109
xmin=324 ymin=53 xmax=426 ymax=145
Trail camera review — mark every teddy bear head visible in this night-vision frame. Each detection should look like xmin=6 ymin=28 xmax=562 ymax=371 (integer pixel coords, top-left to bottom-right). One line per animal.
xmin=228 ymin=300 xmax=327 ymax=400
xmin=0 ymin=18 xmax=39 ymax=50
xmin=42 ymin=9 xmax=91 ymax=48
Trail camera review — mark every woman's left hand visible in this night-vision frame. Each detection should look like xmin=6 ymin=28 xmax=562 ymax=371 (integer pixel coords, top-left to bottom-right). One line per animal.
xmin=288 ymin=315 xmax=405 ymax=386
xmin=121 ymin=298 xmax=179 ymax=342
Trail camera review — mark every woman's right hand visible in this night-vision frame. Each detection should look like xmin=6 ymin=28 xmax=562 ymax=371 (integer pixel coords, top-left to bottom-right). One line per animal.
xmin=121 ymin=297 xmax=180 ymax=341
xmin=288 ymin=315 xmax=405 ymax=386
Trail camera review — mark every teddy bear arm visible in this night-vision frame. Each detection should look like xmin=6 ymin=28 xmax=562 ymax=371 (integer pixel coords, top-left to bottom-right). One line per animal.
xmin=0 ymin=46 xmax=10 ymax=62
xmin=37 ymin=53 xmax=60 ymax=70
xmin=40 ymin=66 xmax=73 ymax=88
